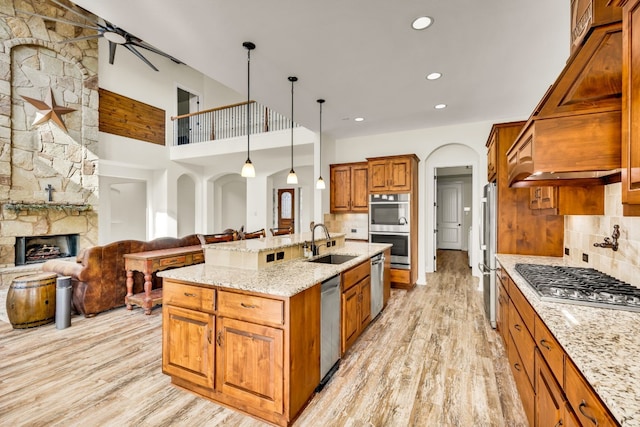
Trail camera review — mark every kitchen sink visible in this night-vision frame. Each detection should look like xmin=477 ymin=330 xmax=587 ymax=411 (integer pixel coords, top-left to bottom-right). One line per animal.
xmin=308 ymin=254 xmax=358 ymax=264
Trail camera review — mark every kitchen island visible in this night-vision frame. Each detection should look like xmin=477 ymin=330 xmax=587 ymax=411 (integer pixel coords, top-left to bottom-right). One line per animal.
xmin=158 ymin=239 xmax=391 ymax=426
xmin=497 ymin=254 xmax=640 ymax=427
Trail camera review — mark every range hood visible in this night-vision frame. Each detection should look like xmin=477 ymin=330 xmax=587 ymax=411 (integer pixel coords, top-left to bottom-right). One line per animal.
xmin=507 ymin=21 xmax=622 ymax=188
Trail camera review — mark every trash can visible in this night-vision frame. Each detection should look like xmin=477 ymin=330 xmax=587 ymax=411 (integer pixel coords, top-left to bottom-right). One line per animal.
xmin=55 ymin=276 xmax=72 ymax=330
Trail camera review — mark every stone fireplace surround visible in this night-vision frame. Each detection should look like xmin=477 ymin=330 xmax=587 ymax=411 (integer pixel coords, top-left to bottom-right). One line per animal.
xmin=0 ymin=1 xmax=100 ymax=302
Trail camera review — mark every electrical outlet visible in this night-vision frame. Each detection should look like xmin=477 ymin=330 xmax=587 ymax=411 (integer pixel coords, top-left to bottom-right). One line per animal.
xmin=564 ymin=247 xmax=570 ymax=256
xmin=582 ymin=253 xmax=589 ymax=263
xmin=351 ymin=228 xmax=357 ymax=233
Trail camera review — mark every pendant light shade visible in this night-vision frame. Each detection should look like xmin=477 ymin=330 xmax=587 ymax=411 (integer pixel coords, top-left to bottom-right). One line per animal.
xmin=316 ymin=99 xmax=326 ymax=190
xmin=241 ymin=42 xmax=256 ymax=178
xmin=286 ymin=76 xmax=298 ymax=185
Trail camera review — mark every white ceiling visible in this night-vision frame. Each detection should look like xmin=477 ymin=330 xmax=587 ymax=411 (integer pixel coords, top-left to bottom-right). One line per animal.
xmin=71 ymin=0 xmax=571 ymax=141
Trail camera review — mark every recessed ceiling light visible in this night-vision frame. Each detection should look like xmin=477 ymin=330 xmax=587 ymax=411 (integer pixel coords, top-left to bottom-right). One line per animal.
xmin=412 ymin=16 xmax=433 ymax=30
xmin=434 ymin=104 xmax=447 ymax=110
xmin=426 ymin=72 xmax=442 ymax=80
xmin=354 ymin=117 xmax=364 ymax=122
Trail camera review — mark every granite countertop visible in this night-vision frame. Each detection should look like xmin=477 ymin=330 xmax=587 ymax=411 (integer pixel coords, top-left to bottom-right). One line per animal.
xmin=496 ymin=254 xmax=640 ymax=427
xmin=204 ymin=232 xmax=346 ymax=253
xmin=159 ymin=241 xmax=390 ymax=298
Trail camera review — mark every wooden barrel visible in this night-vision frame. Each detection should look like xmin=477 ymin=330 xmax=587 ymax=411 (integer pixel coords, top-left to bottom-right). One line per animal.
xmin=6 ymin=272 xmax=58 ymax=329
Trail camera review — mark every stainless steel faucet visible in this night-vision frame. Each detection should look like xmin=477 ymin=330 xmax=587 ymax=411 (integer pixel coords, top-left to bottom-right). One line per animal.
xmin=311 ymin=223 xmax=331 ymax=256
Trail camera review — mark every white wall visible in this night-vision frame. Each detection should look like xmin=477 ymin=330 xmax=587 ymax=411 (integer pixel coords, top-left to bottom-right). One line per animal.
xmin=177 ymin=174 xmax=196 ymax=237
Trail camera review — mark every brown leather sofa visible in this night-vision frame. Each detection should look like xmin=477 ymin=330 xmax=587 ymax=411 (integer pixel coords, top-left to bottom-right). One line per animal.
xmin=42 ymin=234 xmax=201 ymax=317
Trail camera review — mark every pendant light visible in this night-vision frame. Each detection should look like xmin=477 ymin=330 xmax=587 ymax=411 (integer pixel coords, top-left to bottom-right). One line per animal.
xmin=316 ymin=99 xmax=326 ymax=189
xmin=286 ymin=76 xmax=298 ymax=184
xmin=241 ymin=41 xmax=256 ymax=178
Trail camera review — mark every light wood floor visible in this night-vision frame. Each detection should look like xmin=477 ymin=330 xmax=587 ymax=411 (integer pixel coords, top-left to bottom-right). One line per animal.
xmin=0 ymin=250 xmax=527 ymax=426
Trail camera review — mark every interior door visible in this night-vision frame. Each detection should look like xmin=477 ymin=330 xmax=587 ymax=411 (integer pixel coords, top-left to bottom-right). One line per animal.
xmin=437 ymin=182 xmax=463 ymax=250
xmin=277 ymin=188 xmax=295 ymax=231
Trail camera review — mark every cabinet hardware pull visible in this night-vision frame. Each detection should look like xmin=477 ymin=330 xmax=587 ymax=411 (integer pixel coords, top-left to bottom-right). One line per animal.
xmin=216 ymin=331 xmax=222 ymax=346
xmin=240 ymin=302 xmax=257 ymax=309
xmin=554 ymin=421 xmax=563 ymax=427
xmin=540 ymin=339 xmax=552 ymax=350
xmin=578 ymin=400 xmax=598 ymax=426
xmin=184 ymin=292 xmax=196 ymax=297
xmin=207 ymin=328 xmax=211 ymax=345
xmin=513 ymin=362 xmax=521 ymax=371
xmin=514 ymin=324 xmax=522 ymax=331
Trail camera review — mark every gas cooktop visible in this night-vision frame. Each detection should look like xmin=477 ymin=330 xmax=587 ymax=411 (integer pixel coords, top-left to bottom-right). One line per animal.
xmin=514 ymin=263 xmax=640 ymax=312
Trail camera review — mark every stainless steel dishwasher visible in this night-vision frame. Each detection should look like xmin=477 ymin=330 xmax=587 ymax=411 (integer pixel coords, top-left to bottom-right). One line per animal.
xmin=318 ymin=274 xmax=340 ymax=391
xmin=370 ymin=253 xmax=385 ymax=320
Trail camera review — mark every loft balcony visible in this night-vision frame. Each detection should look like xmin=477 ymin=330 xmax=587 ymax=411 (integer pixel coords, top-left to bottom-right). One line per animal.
xmin=169 ymin=100 xmax=316 ymax=170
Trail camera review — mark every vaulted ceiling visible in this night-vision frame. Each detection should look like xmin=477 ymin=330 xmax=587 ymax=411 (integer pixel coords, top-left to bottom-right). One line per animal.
xmin=71 ymin=0 xmax=570 ymax=140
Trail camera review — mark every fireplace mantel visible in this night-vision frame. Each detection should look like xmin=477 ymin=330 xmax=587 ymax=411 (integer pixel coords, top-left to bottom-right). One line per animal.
xmin=3 ymin=202 xmax=93 ymax=212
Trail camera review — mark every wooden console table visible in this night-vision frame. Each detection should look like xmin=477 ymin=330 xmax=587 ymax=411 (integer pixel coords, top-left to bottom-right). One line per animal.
xmin=124 ymin=245 xmax=204 ymax=314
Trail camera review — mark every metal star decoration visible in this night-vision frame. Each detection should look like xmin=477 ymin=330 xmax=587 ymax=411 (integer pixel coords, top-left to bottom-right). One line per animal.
xmin=21 ymin=89 xmax=76 ymax=133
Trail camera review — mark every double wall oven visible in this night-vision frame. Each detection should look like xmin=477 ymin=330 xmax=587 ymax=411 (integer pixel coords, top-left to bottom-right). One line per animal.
xmin=369 ymin=193 xmax=410 ymax=269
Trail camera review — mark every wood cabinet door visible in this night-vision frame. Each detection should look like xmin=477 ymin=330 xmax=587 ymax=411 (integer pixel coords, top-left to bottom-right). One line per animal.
xmin=538 ymin=186 xmax=556 ymax=210
xmin=487 ymin=134 xmax=498 ymax=182
xmin=621 ymin=0 xmax=640 ymax=213
xmin=565 ymin=359 xmax=617 ymax=427
xmin=368 ymin=159 xmax=388 ymax=192
xmin=529 ymin=186 xmax=556 ymax=210
xmin=330 ymin=165 xmax=352 ymax=212
xmin=216 ymin=317 xmax=284 ymax=414
xmin=387 ymin=157 xmax=412 ymax=191
xmin=162 ymin=305 xmax=215 ymax=389
xmin=359 ymin=276 xmax=371 ymax=329
xmin=341 ymin=285 xmax=359 ymax=354
xmin=351 ymin=164 xmax=369 ymax=212
xmin=536 ymin=349 xmax=565 ymax=427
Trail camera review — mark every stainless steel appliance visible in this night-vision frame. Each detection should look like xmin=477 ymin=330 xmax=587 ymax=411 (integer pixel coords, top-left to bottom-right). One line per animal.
xmin=515 ymin=263 xmax=640 ymax=312
xmin=369 ymin=193 xmax=410 ymax=269
xmin=479 ymin=182 xmax=497 ymax=328
xmin=370 ymin=253 xmax=385 ymax=319
xmin=369 ymin=232 xmax=409 ymax=269
xmin=369 ymin=193 xmax=410 ymax=233
xmin=318 ymin=274 xmax=341 ymax=390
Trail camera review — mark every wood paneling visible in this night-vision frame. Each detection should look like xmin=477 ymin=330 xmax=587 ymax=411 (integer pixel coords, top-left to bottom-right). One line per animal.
xmin=491 ymin=122 xmax=565 ymax=257
xmin=99 ymin=88 xmax=166 ymax=145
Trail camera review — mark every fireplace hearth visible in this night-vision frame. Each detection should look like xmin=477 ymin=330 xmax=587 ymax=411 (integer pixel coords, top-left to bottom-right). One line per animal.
xmin=15 ymin=234 xmax=79 ymax=266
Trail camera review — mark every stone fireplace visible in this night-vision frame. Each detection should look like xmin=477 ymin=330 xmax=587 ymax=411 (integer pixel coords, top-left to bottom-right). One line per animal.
xmin=0 ymin=0 xmax=100 ymax=293
xmin=15 ymin=233 xmax=79 ymax=266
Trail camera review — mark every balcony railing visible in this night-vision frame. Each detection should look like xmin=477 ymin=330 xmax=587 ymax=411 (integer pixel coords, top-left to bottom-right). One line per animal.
xmin=171 ymin=101 xmax=297 ymax=146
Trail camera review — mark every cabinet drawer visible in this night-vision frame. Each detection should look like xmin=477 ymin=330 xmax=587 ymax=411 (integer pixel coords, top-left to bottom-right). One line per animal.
xmin=192 ymin=251 xmax=205 ymax=264
xmin=535 ymin=315 xmax=565 ymax=387
xmin=508 ymin=280 xmax=535 ymax=335
xmin=507 ymin=333 xmax=535 ymax=427
xmin=218 ymin=290 xmax=284 ymax=327
xmin=565 ymin=358 xmax=617 ymax=427
xmin=508 ymin=299 xmax=536 ymax=387
xmin=343 ymin=261 xmax=370 ymax=291
xmin=163 ymin=281 xmax=215 ymax=312
xmin=389 ymin=268 xmax=410 ymax=285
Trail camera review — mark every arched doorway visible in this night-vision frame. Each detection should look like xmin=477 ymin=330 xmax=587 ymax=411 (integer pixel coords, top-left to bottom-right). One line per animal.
xmin=424 ymin=144 xmax=480 ymax=276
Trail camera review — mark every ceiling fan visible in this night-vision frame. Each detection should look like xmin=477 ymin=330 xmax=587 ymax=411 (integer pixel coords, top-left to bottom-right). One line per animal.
xmin=20 ymin=0 xmax=182 ymax=71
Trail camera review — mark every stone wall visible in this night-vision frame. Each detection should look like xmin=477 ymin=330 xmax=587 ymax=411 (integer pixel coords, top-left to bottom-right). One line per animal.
xmin=0 ymin=0 xmax=99 ymax=274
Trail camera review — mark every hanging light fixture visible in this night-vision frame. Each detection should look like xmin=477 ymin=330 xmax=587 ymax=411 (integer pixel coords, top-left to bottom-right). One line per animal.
xmin=316 ymin=99 xmax=326 ymax=190
xmin=286 ymin=76 xmax=298 ymax=184
xmin=241 ymin=41 xmax=256 ymax=178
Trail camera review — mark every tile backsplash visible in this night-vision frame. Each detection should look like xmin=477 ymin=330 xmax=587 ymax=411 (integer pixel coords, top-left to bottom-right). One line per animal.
xmin=323 ymin=213 xmax=369 ymax=240
xmin=565 ymin=183 xmax=640 ymax=287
